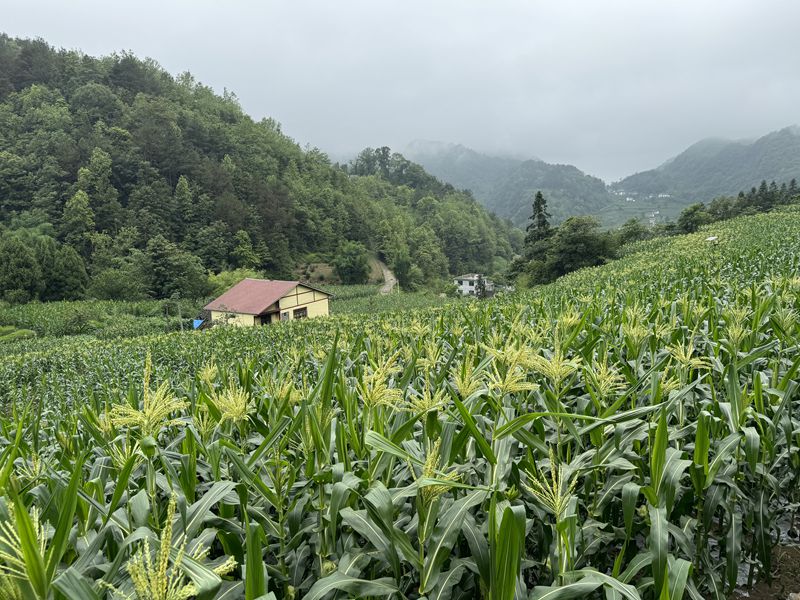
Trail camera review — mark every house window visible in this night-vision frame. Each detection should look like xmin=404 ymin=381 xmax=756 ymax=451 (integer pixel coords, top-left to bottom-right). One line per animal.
xmin=293 ymin=307 xmax=308 ymax=319
xmin=281 ymin=312 xmax=289 ymax=321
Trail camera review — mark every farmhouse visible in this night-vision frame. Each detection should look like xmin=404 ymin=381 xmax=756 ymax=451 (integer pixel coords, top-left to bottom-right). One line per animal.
xmin=454 ymin=273 xmax=495 ymax=296
xmin=204 ymin=278 xmax=331 ymax=326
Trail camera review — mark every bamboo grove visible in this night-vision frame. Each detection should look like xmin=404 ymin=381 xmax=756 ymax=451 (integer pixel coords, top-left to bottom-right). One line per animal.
xmin=1 ymin=208 xmax=800 ymax=599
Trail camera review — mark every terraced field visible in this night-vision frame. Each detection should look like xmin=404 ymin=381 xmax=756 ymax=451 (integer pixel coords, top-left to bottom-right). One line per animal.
xmin=1 ymin=208 xmax=800 ymax=599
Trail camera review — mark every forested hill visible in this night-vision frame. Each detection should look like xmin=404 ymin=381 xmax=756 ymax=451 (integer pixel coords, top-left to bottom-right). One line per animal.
xmin=616 ymin=126 xmax=800 ymax=202
xmin=404 ymin=140 xmax=614 ymax=227
xmin=0 ymin=35 xmax=521 ymax=303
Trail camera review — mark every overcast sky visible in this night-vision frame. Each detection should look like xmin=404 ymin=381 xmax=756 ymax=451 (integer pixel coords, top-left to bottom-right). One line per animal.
xmin=4 ymin=1 xmax=800 ymax=180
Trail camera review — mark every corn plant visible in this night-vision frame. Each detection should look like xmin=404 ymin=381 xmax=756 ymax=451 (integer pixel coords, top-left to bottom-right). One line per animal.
xmin=0 ymin=208 xmax=799 ymax=598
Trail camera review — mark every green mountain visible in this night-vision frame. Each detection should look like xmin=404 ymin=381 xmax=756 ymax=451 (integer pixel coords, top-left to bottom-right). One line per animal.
xmin=616 ymin=126 xmax=800 ymax=204
xmin=405 ymin=140 xmax=615 ymax=227
xmin=0 ymin=35 xmax=520 ymax=302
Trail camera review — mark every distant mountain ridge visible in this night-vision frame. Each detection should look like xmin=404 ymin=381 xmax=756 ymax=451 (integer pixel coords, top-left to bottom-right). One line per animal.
xmin=404 ymin=141 xmax=614 ymax=227
xmin=616 ymin=126 xmax=800 ymax=201
xmin=407 ymin=127 xmax=800 ymax=229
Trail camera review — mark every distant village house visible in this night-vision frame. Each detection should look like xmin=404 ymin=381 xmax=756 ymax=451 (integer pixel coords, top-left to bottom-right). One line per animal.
xmin=204 ymin=279 xmax=331 ymax=326
xmin=454 ymin=273 xmax=495 ymax=297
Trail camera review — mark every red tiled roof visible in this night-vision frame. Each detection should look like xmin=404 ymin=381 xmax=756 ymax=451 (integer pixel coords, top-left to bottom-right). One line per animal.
xmin=204 ymin=279 xmax=302 ymax=315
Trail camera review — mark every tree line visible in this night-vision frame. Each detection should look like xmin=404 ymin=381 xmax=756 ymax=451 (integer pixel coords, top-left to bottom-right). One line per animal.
xmin=0 ymin=35 xmax=520 ymax=303
xmin=512 ymin=180 xmax=800 ymax=286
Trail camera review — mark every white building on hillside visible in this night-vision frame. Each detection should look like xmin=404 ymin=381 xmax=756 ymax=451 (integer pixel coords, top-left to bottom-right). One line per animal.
xmin=454 ymin=273 xmax=494 ymax=296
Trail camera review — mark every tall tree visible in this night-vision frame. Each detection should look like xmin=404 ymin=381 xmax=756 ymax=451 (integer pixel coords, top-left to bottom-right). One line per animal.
xmin=525 ymin=191 xmax=552 ymax=246
xmin=60 ymin=189 xmax=95 ymax=257
xmin=50 ymin=245 xmax=89 ymax=300
xmin=230 ymin=229 xmax=260 ymax=269
xmin=0 ymin=236 xmax=43 ymax=303
xmin=77 ymin=147 xmax=122 ymax=232
xmin=144 ymin=234 xmax=208 ymax=299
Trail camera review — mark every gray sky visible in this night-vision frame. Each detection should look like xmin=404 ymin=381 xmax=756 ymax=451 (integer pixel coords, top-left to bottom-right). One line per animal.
xmin=4 ymin=0 xmax=800 ymax=181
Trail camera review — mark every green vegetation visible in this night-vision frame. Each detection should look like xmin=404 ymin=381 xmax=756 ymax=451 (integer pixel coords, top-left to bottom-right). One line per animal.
xmin=0 ymin=286 xmax=452 ymax=345
xmin=0 ymin=325 xmax=35 ymax=343
xmin=1 ymin=209 xmax=799 ymax=597
xmin=618 ymin=125 xmax=800 ymax=206
xmin=409 ymin=128 xmax=800 ymax=228
xmin=513 ymin=180 xmax=800 ymax=286
xmin=331 ymin=241 xmax=371 ymax=284
xmin=0 ymin=35 xmax=519 ymax=304
xmin=0 ymin=298 xmax=196 ymax=339
xmin=513 ymin=192 xmax=618 ymax=285
xmin=405 ymin=140 xmax=614 ymax=226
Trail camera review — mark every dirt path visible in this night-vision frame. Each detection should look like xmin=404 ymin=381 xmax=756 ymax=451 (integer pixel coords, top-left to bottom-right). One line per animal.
xmin=378 ymin=260 xmax=398 ymax=294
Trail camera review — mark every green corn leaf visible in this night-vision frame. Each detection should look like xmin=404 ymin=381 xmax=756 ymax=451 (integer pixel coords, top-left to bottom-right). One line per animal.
xmin=693 ymin=412 xmax=709 ymax=475
xmin=247 ymin=415 xmax=292 ymax=467
xmin=102 ymin=450 xmax=137 ymax=526
xmin=0 ymin=411 xmax=26 ymax=492
xmin=245 ymin=521 xmax=266 ymax=600
xmin=743 ymin=426 xmax=760 ymax=473
xmin=45 ymin=453 xmax=85 ymax=583
xmin=649 ymin=505 xmax=668 ymax=596
xmin=451 ymin=394 xmax=496 ymax=465
xmin=668 ymin=557 xmax=692 ymax=600
xmin=452 ymin=394 xmax=497 ymax=465
xmin=174 ymin=480 xmax=237 ymax=543
xmin=529 ymin=580 xmax=603 ymax=599
xmin=705 ymin=433 xmax=741 ymax=489
xmin=650 ymin=411 xmax=668 ymax=494
xmin=618 ymin=552 xmax=652 ymax=583
xmin=365 ymin=429 xmax=423 ymax=464
xmin=726 ymin=512 xmax=742 ymax=592
xmin=658 ymin=447 xmax=692 ymax=512
xmin=421 ymin=490 xmax=486 ymax=593
xmin=461 ymin=512 xmax=490 ymax=585
xmin=52 ymin=566 xmax=101 ymax=600
xmin=12 ymin=495 xmax=48 ymax=599
xmin=490 ymin=506 xmax=524 ymax=600
xmin=571 ymin=569 xmax=640 ymax=600
xmin=223 ymin=448 xmax=281 ymax=508
xmin=340 ymin=508 xmax=400 ymax=576
xmin=755 ymin=488 xmax=772 ymax=584
xmin=216 ymin=582 xmax=245 ymax=600
xmin=622 ymin=482 xmax=640 ymax=539
xmin=430 ymin=559 xmax=467 ymax=600
xmin=303 ymin=573 xmax=398 ymax=600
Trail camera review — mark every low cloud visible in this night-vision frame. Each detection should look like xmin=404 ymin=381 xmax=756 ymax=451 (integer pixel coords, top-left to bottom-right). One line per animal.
xmin=5 ymin=0 xmax=799 ymax=180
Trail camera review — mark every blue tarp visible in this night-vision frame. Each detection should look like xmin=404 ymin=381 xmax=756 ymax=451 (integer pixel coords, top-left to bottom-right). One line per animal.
xmin=193 ymin=319 xmax=205 ymax=330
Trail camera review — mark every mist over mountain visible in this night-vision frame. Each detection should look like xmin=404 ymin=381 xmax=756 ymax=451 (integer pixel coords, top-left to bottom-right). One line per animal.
xmin=616 ymin=126 xmax=800 ymax=202
xmin=408 ymin=127 xmax=800 ymax=228
xmin=404 ymin=141 xmax=614 ymax=227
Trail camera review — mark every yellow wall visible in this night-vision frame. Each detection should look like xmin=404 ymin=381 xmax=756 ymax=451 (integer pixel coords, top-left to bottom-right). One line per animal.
xmin=211 ymin=285 xmax=330 ymax=327
xmin=273 ymin=286 xmax=329 ymax=322
xmin=210 ymin=311 xmax=255 ymax=327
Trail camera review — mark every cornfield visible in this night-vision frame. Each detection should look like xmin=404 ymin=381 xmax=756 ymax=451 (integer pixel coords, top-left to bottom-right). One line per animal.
xmin=1 ymin=208 xmax=800 ymax=599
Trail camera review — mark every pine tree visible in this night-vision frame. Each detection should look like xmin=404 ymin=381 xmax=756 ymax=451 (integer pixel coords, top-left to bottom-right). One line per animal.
xmin=525 ymin=191 xmax=552 ymax=246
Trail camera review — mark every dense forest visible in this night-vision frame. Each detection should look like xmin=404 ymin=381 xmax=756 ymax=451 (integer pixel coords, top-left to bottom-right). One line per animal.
xmin=405 ymin=140 xmax=614 ymax=226
xmin=0 ymin=35 xmax=521 ymax=303
xmin=617 ymin=126 xmax=800 ymax=202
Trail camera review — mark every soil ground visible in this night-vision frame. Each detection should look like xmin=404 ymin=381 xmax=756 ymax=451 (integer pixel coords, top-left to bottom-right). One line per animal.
xmin=734 ymin=546 xmax=800 ymax=599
